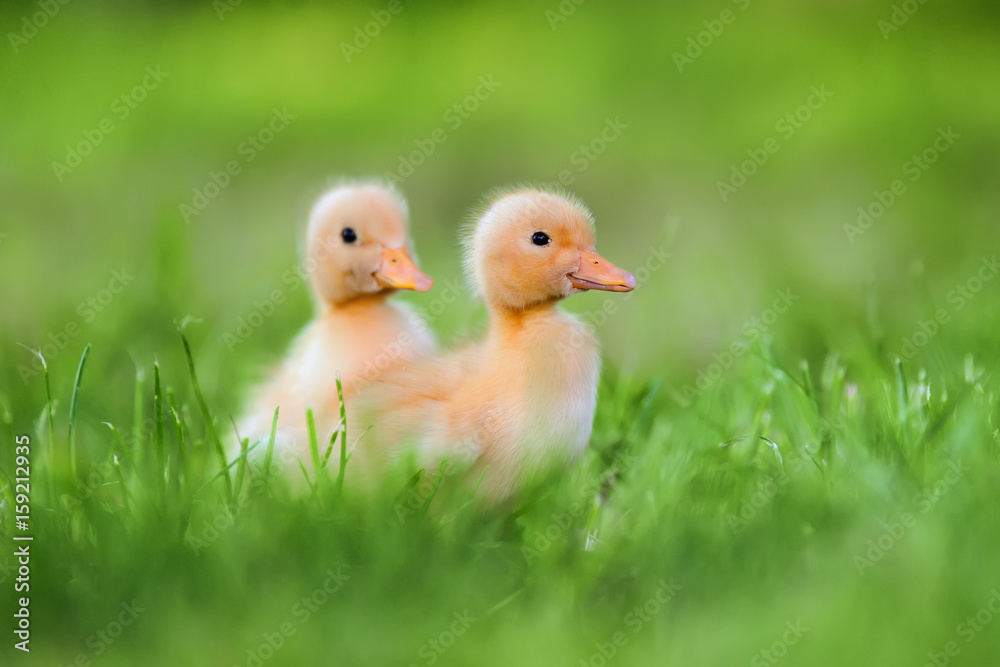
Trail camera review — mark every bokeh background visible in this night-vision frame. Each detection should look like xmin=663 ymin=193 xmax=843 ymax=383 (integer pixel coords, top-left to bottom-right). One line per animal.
xmin=2 ymin=1 xmax=999 ymax=665
xmin=3 ymin=0 xmax=998 ymax=409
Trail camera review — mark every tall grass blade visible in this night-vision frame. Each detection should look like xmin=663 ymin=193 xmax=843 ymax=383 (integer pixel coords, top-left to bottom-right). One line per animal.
xmin=306 ymin=408 xmax=324 ymax=500
xmin=263 ymin=406 xmax=279 ymax=484
xmin=20 ymin=344 xmax=58 ymax=506
xmin=153 ymin=362 xmax=166 ymax=501
xmin=133 ymin=366 xmax=146 ymax=470
xmin=180 ymin=329 xmax=232 ymax=502
xmin=895 ymin=358 xmax=908 ymax=428
xmin=335 ymin=376 xmax=348 ymax=495
xmin=420 ymin=460 xmax=448 ymax=518
xmin=234 ymin=438 xmax=249 ymax=499
xmin=68 ymin=344 xmax=92 ymax=481
xmin=103 ymin=422 xmax=135 ymax=469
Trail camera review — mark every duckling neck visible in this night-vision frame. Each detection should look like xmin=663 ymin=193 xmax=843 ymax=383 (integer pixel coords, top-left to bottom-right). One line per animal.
xmin=489 ymin=302 xmax=564 ymax=337
xmin=319 ymin=291 xmax=393 ymax=317
xmin=484 ymin=301 xmax=601 ymax=464
xmin=486 ymin=302 xmax=598 ymax=363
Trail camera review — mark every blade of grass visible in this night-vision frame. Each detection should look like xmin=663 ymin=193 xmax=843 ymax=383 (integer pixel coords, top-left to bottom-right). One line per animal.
xmin=335 ymin=376 xmax=349 ymax=495
xmin=233 ymin=437 xmax=249 ymax=500
xmin=153 ymin=362 xmax=166 ymax=501
xmin=320 ymin=433 xmax=336 ymax=471
xmin=420 ymin=460 xmax=449 ymax=518
xmin=112 ymin=454 xmax=130 ymax=512
xmin=68 ymin=344 xmax=92 ymax=481
xmin=480 ymin=588 xmax=525 ymax=620
xmin=305 ymin=408 xmax=326 ymax=504
xmin=41 ymin=352 xmax=56 ymax=501
xmin=19 ymin=344 xmax=57 ymax=506
xmin=133 ymin=365 xmax=146 ymax=471
xmin=800 ymin=359 xmax=817 ymax=407
xmin=180 ymin=329 xmax=232 ymax=502
xmin=297 ymin=459 xmax=316 ymax=494
xmin=102 ymin=423 xmax=136 ymax=469
xmin=440 ymin=465 xmax=490 ymax=526
xmin=169 ymin=407 xmax=186 ymax=496
xmin=306 ymin=408 xmax=321 ymax=481
xmin=193 ymin=442 xmax=260 ymax=495
xmin=167 ymin=385 xmax=187 ymax=494
xmin=263 ymin=406 xmax=279 ymax=484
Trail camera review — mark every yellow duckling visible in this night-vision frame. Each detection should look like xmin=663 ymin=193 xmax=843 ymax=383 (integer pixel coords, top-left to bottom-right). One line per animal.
xmin=238 ymin=181 xmax=435 ymax=463
xmin=360 ymin=188 xmax=635 ymax=503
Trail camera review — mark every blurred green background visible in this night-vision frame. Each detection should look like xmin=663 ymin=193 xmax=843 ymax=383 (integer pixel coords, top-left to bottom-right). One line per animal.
xmin=2 ymin=1 xmax=1000 ymax=665
xmin=3 ymin=0 xmax=998 ymax=406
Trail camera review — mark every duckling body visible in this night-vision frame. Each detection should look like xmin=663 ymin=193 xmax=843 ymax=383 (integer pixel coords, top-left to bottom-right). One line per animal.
xmin=241 ymin=295 xmax=433 ymax=456
xmin=238 ymin=181 xmax=434 ymax=464
xmin=361 ymin=188 xmax=634 ymax=503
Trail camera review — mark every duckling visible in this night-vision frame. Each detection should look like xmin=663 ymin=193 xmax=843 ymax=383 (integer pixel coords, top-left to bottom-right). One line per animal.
xmin=238 ymin=181 xmax=435 ymax=464
xmin=360 ymin=188 xmax=635 ymax=504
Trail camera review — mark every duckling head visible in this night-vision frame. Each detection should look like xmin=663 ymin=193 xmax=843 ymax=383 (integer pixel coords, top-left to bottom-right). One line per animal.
xmin=464 ymin=188 xmax=636 ymax=311
xmin=306 ymin=181 xmax=433 ymax=307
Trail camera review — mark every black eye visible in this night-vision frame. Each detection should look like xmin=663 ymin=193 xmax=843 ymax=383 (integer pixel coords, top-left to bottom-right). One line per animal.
xmin=341 ymin=227 xmax=357 ymax=244
xmin=531 ymin=231 xmax=550 ymax=246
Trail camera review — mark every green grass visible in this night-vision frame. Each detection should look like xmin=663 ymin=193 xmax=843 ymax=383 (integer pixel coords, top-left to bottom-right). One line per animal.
xmin=3 ymin=321 xmax=999 ymax=666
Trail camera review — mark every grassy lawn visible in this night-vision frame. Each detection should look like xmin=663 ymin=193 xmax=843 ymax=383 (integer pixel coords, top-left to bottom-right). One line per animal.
xmin=2 ymin=2 xmax=999 ymax=666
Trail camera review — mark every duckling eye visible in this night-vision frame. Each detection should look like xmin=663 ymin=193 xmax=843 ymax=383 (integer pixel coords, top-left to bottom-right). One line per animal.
xmin=531 ymin=231 xmax=550 ymax=246
xmin=341 ymin=227 xmax=358 ymax=244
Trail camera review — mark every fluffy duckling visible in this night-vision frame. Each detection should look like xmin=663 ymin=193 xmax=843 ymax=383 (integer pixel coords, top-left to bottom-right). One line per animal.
xmin=238 ymin=181 xmax=435 ymax=463
xmin=361 ymin=188 xmax=635 ymax=504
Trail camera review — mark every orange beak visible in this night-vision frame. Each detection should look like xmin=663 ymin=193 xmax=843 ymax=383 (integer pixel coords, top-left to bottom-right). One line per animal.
xmin=373 ymin=246 xmax=434 ymax=292
xmin=568 ymin=250 xmax=636 ymax=292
